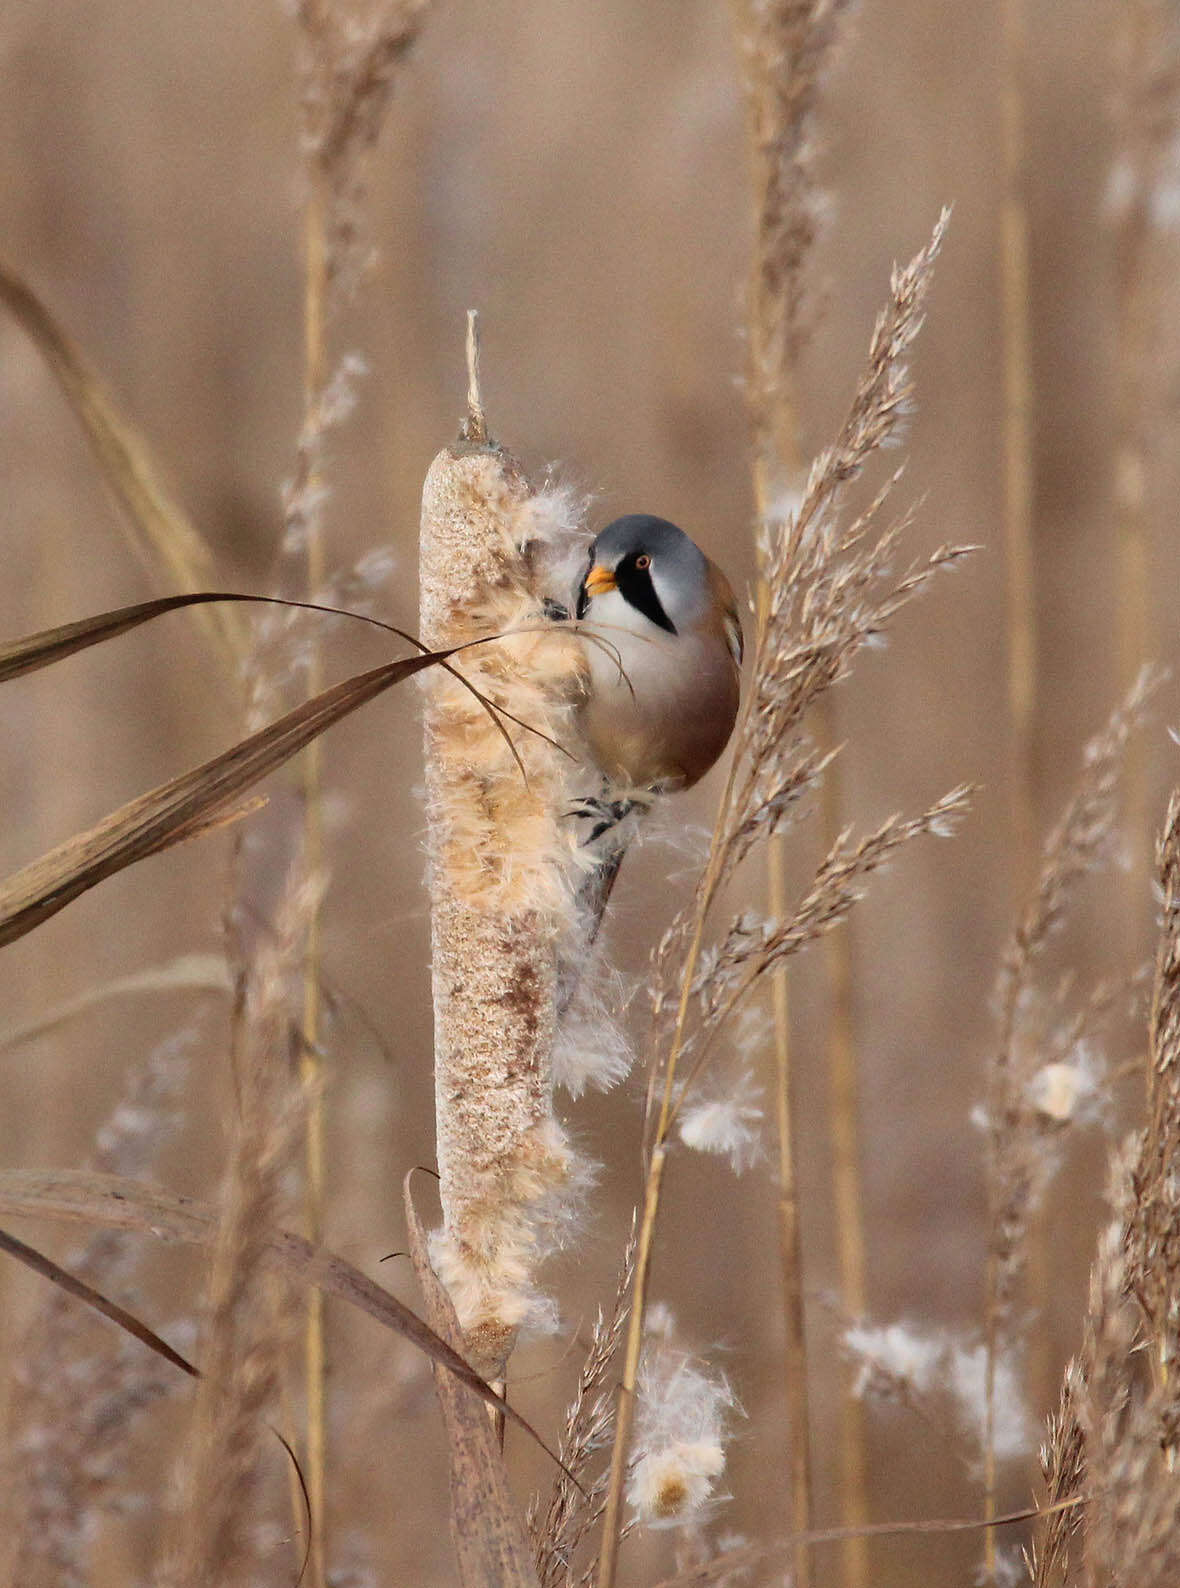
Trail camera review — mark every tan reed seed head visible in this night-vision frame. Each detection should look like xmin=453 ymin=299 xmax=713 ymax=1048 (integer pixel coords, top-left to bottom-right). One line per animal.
xmin=419 ymin=426 xmax=588 ymax=1377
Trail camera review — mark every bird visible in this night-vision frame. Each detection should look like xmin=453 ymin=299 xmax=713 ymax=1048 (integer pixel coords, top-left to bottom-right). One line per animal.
xmin=554 ymin=515 xmax=745 ymax=980
xmin=573 ymin=513 xmax=744 ymax=795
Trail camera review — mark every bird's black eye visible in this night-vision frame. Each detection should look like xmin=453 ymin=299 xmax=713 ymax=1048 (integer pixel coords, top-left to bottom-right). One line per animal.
xmin=634 ymin=553 xmax=651 ymax=571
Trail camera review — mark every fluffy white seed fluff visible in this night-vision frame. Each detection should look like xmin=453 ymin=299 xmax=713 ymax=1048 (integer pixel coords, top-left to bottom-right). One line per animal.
xmin=844 ymin=1321 xmax=1031 ymax=1463
xmin=843 ymin=1320 xmax=944 ymax=1400
xmin=1027 ymin=1039 xmax=1105 ymax=1125
xmin=678 ymin=1066 xmax=765 ymax=1173
xmin=627 ymin=1317 xmax=738 ymax=1529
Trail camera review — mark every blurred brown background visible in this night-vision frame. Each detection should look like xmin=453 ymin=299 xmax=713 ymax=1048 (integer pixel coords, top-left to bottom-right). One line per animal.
xmin=1 ymin=1 xmax=1177 ymax=1583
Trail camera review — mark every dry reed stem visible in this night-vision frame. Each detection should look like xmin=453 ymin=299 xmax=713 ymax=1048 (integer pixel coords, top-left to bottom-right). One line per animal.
xmin=647 ymin=1497 xmax=1087 ymax=1588
xmin=598 ymin=215 xmax=962 ymax=1588
xmin=296 ymin=106 xmax=331 ymax=1588
xmin=0 ymin=953 xmax=230 ymax=1052
xmin=419 ymin=336 xmax=583 ymax=1379
xmin=1109 ymin=0 xmax=1180 ymax=910
xmin=994 ymin=12 xmax=1041 ymax=1500
xmin=999 ymin=0 xmax=1037 ymax=898
xmin=404 ymin=1178 xmax=540 ymax=1588
xmin=288 ymin=11 xmax=432 ymax=1572
xmin=729 ymin=5 xmax=859 ymax=1573
xmin=994 ymin=15 xmax=1042 ymax=1515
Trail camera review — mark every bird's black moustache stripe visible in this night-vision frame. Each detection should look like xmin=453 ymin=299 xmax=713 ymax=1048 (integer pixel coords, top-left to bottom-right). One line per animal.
xmin=616 ymin=556 xmax=677 ymax=634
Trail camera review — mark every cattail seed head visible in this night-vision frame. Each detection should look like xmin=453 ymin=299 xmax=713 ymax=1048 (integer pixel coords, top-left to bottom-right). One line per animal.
xmin=419 ymin=428 xmax=587 ymax=1375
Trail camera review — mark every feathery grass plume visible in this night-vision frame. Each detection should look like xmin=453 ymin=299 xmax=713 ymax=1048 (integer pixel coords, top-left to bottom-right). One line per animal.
xmin=982 ymin=666 xmax=1164 ymax=1546
xmin=529 ymin=1225 xmax=637 ymax=1588
xmin=1031 ymin=794 xmax=1180 ymax=1588
xmin=295 ymin=0 xmax=430 ymax=310
xmin=419 ymin=356 xmax=588 ymax=1377
xmin=1033 ymin=1369 xmax=1087 ymax=1587
xmin=0 ymin=1038 xmax=192 ymax=1588
xmin=843 ymin=1320 xmax=1031 ymax=1471
xmin=597 ymin=214 xmax=972 ymax=1588
xmin=731 ymin=0 xmax=854 ymax=485
xmin=677 ymin=1062 xmax=765 ymax=1173
xmin=156 ymin=878 xmax=312 ymax=1588
xmin=1051 ymin=1156 xmax=1180 ymax=1588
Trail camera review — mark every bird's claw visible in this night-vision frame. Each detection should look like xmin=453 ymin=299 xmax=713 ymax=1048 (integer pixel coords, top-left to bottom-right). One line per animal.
xmin=565 ymin=796 xmax=639 ymax=844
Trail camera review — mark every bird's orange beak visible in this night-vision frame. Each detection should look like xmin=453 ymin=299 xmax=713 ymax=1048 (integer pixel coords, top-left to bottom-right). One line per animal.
xmin=584 ymin=564 xmax=617 ymax=598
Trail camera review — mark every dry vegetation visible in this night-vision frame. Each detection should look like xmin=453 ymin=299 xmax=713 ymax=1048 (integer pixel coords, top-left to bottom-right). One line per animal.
xmin=2 ymin=1 xmax=1180 ymax=1585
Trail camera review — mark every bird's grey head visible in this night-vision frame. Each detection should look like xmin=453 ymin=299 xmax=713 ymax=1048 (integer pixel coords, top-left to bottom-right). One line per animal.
xmin=575 ymin=514 xmax=710 ymax=633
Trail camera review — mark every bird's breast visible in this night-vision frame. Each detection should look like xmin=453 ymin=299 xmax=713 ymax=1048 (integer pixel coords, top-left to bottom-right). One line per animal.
xmin=577 ymin=618 xmax=740 ymax=791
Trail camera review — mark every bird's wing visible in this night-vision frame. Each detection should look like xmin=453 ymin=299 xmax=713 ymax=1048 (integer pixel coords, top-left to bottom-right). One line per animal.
xmin=707 ymin=560 xmax=745 ymax=669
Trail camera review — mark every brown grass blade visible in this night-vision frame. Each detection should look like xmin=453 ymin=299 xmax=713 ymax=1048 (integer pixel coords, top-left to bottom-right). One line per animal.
xmin=1 ymin=591 xmax=559 ymax=788
xmin=0 ymin=1167 xmax=556 ymax=1459
xmin=0 ymin=589 xmax=442 ymax=683
xmin=0 ymin=648 xmax=452 ymax=948
xmin=0 ymin=953 xmax=230 ymax=1052
xmin=0 ymin=1224 xmax=197 ymax=1378
xmin=0 ymin=594 xmax=240 ymax=682
xmin=0 ymin=260 xmax=247 ymax=668
xmin=403 ymin=1174 xmax=541 ymax=1588
xmin=0 ymin=258 xmax=249 ymax=663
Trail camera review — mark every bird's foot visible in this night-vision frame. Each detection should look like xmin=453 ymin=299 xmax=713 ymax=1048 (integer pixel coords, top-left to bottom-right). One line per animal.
xmin=565 ymin=796 xmax=639 ymax=844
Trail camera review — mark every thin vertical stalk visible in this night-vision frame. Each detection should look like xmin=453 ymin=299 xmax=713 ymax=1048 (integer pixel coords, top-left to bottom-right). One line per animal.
xmin=299 ymin=163 xmax=330 ymax=1588
xmin=596 ymin=759 xmax=744 ymax=1588
xmin=1111 ymin=0 xmax=1176 ymax=946
xmin=755 ymin=482 xmax=814 ymax=1588
xmin=768 ymin=834 xmax=813 ymax=1588
xmin=821 ymin=736 xmax=872 ymax=1585
xmin=728 ymin=2 xmax=867 ymax=1572
xmin=989 ymin=0 xmax=1037 ymax=1568
xmin=999 ymin=0 xmax=1037 ymax=894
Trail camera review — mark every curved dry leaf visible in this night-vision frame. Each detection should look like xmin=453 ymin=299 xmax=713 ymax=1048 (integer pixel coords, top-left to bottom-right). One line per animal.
xmin=0 ymin=1167 xmax=554 ymax=1459
xmin=0 ymin=260 xmax=246 ymax=669
xmin=0 ymin=1223 xmax=197 ymax=1378
xmin=0 ymin=953 xmax=230 ymax=1052
xmin=1 ymin=588 xmax=558 ymax=794
xmin=0 ymin=589 xmax=434 ymax=684
xmin=0 ymin=648 xmax=454 ymax=947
